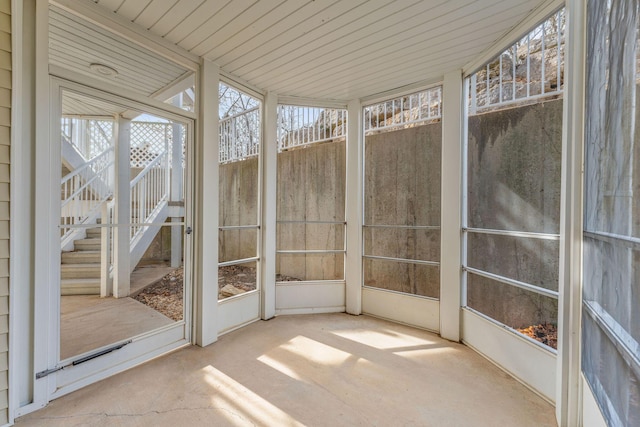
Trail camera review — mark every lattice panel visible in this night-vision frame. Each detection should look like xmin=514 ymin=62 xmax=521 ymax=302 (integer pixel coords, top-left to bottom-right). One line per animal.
xmin=130 ymin=122 xmax=172 ymax=168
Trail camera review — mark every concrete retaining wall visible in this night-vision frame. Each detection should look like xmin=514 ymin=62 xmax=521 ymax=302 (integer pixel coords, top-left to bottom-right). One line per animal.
xmin=363 ymin=124 xmax=442 ymax=298
xmin=466 ymin=98 xmax=563 ymax=328
xmin=276 ymin=141 xmax=345 ymax=280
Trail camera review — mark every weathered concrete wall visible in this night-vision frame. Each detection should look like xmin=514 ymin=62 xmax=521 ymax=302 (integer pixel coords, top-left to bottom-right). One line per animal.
xmin=466 ymin=98 xmax=563 ymax=328
xmin=217 ymin=141 xmax=346 ymax=281
xmin=364 ymin=124 xmax=442 ymax=298
xmin=277 ymin=140 xmax=346 ymax=280
xmin=219 ymin=157 xmax=259 ymax=262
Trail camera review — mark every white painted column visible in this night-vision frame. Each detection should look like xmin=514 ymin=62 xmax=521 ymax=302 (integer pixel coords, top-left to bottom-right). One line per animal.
xmin=170 ymin=123 xmax=183 ymax=268
xmin=31 ymin=0 xmax=53 ymax=410
xmin=261 ymin=92 xmax=278 ymax=320
xmin=440 ymin=70 xmax=464 ymax=342
xmin=196 ymin=59 xmax=219 ymax=346
xmin=557 ymin=1 xmax=586 ymax=425
xmin=113 ymin=116 xmax=131 ymax=298
xmin=345 ymin=99 xmax=363 ymax=315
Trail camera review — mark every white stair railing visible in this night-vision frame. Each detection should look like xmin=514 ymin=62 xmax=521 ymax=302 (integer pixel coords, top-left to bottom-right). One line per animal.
xmin=219 ymin=106 xmax=260 ymax=163
xmin=61 ymin=117 xmax=114 ymax=160
xmin=129 ymin=149 xmax=169 ymax=244
xmin=60 ymin=147 xmax=114 ymax=247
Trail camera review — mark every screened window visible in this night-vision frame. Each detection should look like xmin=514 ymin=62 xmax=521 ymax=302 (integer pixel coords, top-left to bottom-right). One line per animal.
xmin=218 ymin=83 xmax=261 ymax=300
xmin=362 ymin=87 xmax=442 ymax=298
xmin=463 ymin=11 xmax=565 ymax=350
xmin=582 ymin=1 xmax=640 ymax=425
xmin=276 ymin=105 xmax=346 ymax=282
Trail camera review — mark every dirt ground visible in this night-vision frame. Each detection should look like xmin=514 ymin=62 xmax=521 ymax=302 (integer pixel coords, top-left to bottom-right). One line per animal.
xmin=134 ymin=267 xmax=184 ymax=321
xmin=134 ymin=265 xmax=303 ymax=317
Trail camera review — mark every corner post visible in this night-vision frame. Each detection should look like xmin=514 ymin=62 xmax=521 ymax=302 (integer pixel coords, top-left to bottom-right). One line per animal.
xmin=261 ymin=92 xmax=278 ymax=320
xmin=557 ymin=1 xmax=586 ymax=425
xmin=440 ymin=70 xmax=464 ymax=341
xmin=345 ymin=99 xmax=363 ymax=314
xmin=195 ymin=59 xmax=219 ymax=346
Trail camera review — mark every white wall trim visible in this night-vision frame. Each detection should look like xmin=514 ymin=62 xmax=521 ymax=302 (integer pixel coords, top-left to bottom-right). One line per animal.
xmin=9 ymin=0 xmax=25 ymax=423
xmin=220 ymin=69 xmax=266 ymax=101
xmin=217 ymin=292 xmax=261 ymax=335
xmin=581 ymin=375 xmax=607 ymax=427
xmin=462 ymin=308 xmax=557 ymax=403
xmin=275 ymin=281 xmax=345 ymax=313
xmin=362 ymin=287 xmax=440 ymax=332
xmin=32 ymin=0 xmax=54 ymax=410
xmin=48 ymin=65 xmax=197 ymax=121
xmin=277 ymin=96 xmax=348 ymax=110
xmin=360 ymin=77 xmax=443 ymax=106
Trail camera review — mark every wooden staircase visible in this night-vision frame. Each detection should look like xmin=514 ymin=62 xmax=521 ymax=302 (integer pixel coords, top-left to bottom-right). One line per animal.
xmin=61 ymin=227 xmax=101 ymax=295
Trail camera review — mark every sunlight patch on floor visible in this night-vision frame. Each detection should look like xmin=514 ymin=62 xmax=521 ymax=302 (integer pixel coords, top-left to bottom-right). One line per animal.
xmin=331 ymin=327 xmax=440 ymax=350
xmin=202 ymin=364 xmax=304 ymax=427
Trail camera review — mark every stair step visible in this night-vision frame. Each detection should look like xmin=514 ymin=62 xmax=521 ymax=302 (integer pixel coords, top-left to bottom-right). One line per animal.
xmin=61 ymin=251 xmax=101 ymax=264
xmin=85 ymin=228 xmax=102 ymax=238
xmin=74 ymin=238 xmax=101 ymax=251
xmin=60 ymin=263 xmax=101 ymax=279
xmin=61 ymin=278 xmax=100 ymax=296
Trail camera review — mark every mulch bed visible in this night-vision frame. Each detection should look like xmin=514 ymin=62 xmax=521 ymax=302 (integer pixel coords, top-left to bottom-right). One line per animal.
xmin=517 ymin=323 xmax=557 ymax=349
xmin=134 ymin=265 xmax=304 ymax=315
xmin=133 ymin=267 xmax=184 ymax=321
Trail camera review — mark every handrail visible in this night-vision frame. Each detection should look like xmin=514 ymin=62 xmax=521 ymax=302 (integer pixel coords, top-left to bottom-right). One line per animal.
xmin=220 ymin=106 xmax=260 ymax=124
xmin=60 ymin=145 xmax=114 ymax=247
xmin=219 ymin=106 xmax=261 ymax=163
xmin=61 ymin=165 xmax=114 ymax=209
xmin=130 ymin=151 xmax=165 ymax=188
xmin=129 ymin=148 xmax=169 ymax=243
xmin=61 ymin=147 xmax=113 ymax=186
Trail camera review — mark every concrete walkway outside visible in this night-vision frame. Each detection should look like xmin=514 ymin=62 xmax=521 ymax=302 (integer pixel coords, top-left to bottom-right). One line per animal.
xmin=18 ymin=314 xmax=557 ymax=426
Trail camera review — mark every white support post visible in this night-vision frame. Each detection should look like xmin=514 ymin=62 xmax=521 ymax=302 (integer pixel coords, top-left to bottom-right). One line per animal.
xmin=345 ymin=99 xmax=363 ymax=315
xmin=171 ymin=123 xmax=183 ymax=268
xmin=113 ymin=116 xmax=131 ymax=298
xmin=195 ymin=59 xmax=219 ymax=346
xmin=261 ymin=92 xmax=278 ymax=320
xmin=440 ymin=70 xmax=464 ymax=342
xmin=32 ymin=0 xmax=54 ymax=409
xmin=100 ymin=202 xmax=112 ymax=297
xmin=557 ymin=1 xmax=586 ymax=425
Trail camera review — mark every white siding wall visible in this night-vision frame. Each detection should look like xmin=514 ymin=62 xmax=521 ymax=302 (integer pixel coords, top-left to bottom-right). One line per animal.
xmin=0 ymin=0 xmax=10 ymax=424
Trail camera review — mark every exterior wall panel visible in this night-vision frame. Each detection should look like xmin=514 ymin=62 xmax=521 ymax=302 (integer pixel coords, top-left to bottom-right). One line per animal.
xmin=0 ymin=0 xmax=10 ymax=424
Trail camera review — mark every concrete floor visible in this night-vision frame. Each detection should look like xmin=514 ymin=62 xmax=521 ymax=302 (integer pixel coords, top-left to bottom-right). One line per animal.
xmin=60 ymin=265 xmax=177 ymax=360
xmin=60 ymin=296 xmax=174 ymax=360
xmin=18 ymin=314 xmax=557 ymax=426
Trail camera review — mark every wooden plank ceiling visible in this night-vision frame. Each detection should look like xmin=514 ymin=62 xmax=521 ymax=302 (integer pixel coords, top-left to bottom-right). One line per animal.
xmin=50 ymin=5 xmax=193 ymax=99
xmin=89 ymin=0 xmax=549 ymax=101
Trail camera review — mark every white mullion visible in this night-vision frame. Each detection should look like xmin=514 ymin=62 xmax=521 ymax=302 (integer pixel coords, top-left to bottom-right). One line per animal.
xmin=345 ymin=99 xmax=363 ymax=315
xmin=440 ymin=70 xmax=463 ymax=341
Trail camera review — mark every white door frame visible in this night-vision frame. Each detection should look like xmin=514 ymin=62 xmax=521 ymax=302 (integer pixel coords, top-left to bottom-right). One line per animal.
xmin=33 ymin=76 xmax=195 ymax=402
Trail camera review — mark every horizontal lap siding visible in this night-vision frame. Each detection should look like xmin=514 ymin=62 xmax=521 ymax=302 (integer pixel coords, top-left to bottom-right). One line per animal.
xmin=0 ymin=0 xmax=9 ymax=424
